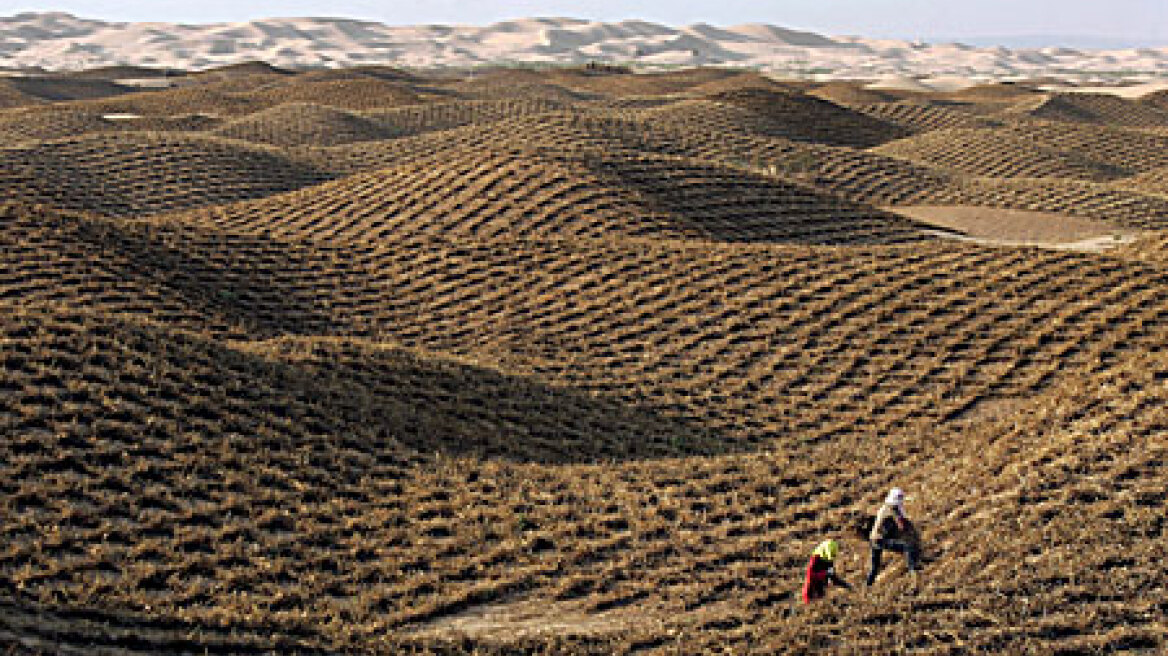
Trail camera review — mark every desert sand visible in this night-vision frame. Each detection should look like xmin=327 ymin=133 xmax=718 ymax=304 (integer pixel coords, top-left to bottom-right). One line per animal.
xmin=887 ymin=205 xmax=1142 ymax=250
xmin=2 ymin=11 xmax=1167 ymax=86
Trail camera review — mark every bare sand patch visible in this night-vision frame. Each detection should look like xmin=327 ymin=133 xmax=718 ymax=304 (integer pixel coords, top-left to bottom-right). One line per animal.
xmin=953 ymin=396 xmax=1034 ymax=423
xmin=887 ymin=205 xmax=1140 ymax=251
xmin=865 ymin=75 xmax=937 ymax=93
xmin=1039 ymin=78 xmax=1168 ymax=99
xmin=114 ymin=78 xmax=176 ymax=89
xmin=403 ymin=597 xmax=663 ymax=640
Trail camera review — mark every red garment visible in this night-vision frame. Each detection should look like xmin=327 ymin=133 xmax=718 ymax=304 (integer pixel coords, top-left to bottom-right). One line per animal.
xmin=802 ymin=554 xmax=831 ymax=603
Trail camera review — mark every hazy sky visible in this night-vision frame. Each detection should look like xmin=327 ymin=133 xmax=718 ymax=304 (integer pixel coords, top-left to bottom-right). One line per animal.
xmin=8 ymin=1 xmax=1167 ymax=41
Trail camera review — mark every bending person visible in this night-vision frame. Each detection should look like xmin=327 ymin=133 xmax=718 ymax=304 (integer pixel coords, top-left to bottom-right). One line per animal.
xmin=803 ymin=538 xmax=850 ymax=603
xmin=866 ymin=487 xmax=920 ymax=586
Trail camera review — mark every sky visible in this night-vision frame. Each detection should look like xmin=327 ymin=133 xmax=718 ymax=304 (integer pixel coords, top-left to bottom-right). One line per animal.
xmin=6 ymin=1 xmax=1167 ymax=44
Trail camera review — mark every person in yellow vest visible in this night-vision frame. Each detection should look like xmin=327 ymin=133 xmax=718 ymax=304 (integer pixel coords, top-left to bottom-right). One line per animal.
xmin=802 ymin=539 xmax=851 ymax=603
xmin=865 ymin=487 xmax=920 ymax=586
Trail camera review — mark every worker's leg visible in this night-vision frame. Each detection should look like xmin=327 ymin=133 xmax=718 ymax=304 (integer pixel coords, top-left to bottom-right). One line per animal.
xmin=866 ymin=544 xmax=883 ymax=586
xmin=881 ymin=539 xmax=917 ymax=570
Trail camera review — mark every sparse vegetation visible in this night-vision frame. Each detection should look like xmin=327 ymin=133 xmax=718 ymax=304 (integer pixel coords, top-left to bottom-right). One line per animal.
xmin=1 ymin=65 xmax=1167 ymax=655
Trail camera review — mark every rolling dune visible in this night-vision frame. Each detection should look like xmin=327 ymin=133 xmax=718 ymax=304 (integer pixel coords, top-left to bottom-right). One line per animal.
xmin=2 ymin=62 xmax=1168 ymax=655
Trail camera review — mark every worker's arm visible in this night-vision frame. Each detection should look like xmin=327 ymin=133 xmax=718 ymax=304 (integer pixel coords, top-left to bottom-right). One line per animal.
xmin=869 ymin=507 xmax=886 ymax=542
xmin=893 ymin=506 xmax=908 ymax=532
xmin=829 ymin=571 xmax=851 ymax=590
xmin=901 ymin=517 xmax=920 ymax=545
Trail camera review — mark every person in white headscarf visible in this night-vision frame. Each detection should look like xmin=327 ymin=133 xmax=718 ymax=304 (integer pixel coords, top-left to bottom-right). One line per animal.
xmin=865 ymin=487 xmax=920 ymax=586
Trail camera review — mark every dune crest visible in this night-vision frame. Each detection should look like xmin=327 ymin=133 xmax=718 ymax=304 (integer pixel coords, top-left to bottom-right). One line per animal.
xmin=3 ymin=11 xmax=1168 ymax=84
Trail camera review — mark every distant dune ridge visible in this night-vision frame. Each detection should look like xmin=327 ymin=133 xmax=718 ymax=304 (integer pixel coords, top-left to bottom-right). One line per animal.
xmin=3 ymin=11 xmax=1168 ymax=80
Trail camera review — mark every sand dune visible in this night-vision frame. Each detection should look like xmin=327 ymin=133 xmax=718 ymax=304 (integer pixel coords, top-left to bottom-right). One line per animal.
xmin=5 ymin=60 xmax=1168 ymax=655
xmin=2 ymin=12 xmax=1167 ymax=83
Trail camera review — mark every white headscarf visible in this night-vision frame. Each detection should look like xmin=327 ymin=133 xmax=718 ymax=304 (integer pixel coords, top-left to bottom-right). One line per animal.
xmin=885 ymin=487 xmax=906 ymax=507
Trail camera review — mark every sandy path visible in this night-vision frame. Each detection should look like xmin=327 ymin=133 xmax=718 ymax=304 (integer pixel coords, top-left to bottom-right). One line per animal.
xmin=403 ymin=597 xmax=662 ymax=640
xmin=886 ymin=205 xmax=1141 ymax=251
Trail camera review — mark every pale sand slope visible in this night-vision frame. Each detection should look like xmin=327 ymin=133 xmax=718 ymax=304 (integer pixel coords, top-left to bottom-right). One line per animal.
xmin=887 ymin=205 xmax=1142 ymax=251
xmin=1039 ymin=79 xmax=1168 ymax=98
xmin=866 ymin=75 xmax=1168 ymax=95
xmin=866 ymin=76 xmax=939 ymax=92
xmin=2 ymin=11 xmax=1167 ymax=82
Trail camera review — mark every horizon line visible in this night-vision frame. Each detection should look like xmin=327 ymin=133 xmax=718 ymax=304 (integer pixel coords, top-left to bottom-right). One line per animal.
xmin=5 ymin=10 xmax=1165 ymax=49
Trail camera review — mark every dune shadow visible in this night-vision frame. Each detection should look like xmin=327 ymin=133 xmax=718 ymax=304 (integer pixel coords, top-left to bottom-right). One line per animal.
xmin=567 ymin=153 xmax=931 ymax=245
xmin=0 ymin=592 xmax=332 ymax=655
xmin=236 ymin=337 xmax=733 ymax=464
xmin=1 ymin=305 xmax=734 ymax=466
xmin=1 ymin=206 xmax=355 ymax=338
